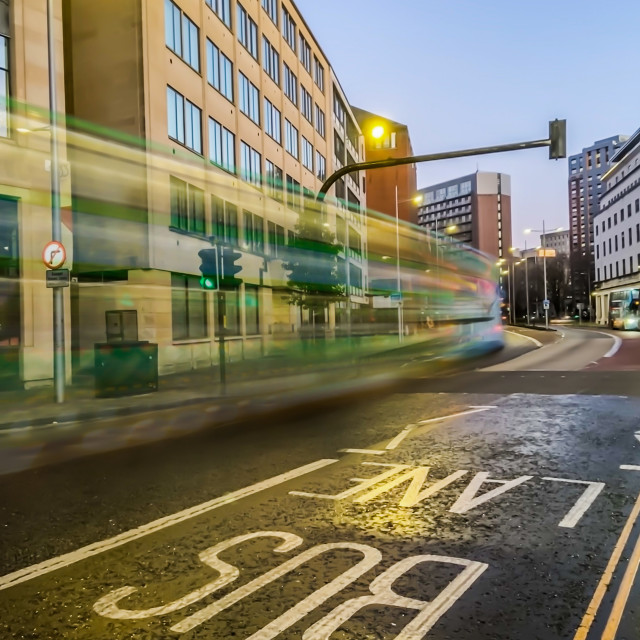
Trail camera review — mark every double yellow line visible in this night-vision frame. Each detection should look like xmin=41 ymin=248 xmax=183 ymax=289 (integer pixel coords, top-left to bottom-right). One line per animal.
xmin=574 ymin=490 xmax=640 ymax=640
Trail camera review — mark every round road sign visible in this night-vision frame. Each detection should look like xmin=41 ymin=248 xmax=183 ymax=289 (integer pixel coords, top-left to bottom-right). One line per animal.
xmin=42 ymin=241 xmax=67 ymax=269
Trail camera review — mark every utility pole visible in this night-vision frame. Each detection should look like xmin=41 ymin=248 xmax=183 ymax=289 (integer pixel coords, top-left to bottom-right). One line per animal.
xmin=543 ymin=220 xmax=549 ymax=330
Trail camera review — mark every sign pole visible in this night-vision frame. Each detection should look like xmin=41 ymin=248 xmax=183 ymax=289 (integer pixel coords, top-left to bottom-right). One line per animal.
xmin=47 ymin=0 xmax=65 ymax=403
xmin=543 ymin=220 xmax=549 ymax=330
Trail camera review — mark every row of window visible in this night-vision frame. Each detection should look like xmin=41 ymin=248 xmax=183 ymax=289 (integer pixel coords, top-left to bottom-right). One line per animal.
xmin=596 ymin=224 xmax=640 ymax=259
xmin=172 ymin=273 xmax=259 ymax=340
xmin=167 ymin=0 xmax=325 ymax=96
xmin=597 ymin=255 xmax=639 ymax=282
xmin=596 ymin=199 xmax=640 ymax=235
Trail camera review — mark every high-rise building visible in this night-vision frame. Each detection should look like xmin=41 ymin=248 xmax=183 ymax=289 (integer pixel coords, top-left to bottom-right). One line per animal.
xmin=416 ymin=171 xmax=512 ymax=261
xmin=592 ymin=127 xmax=640 ymax=325
xmin=61 ymin=0 xmax=367 ymax=376
xmin=568 ymin=136 xmax=628 ymax=257
xmin=350 ymin=107 xmax=417 ymax=224
xmin=540 ymin=229 xmax=570 ymax=256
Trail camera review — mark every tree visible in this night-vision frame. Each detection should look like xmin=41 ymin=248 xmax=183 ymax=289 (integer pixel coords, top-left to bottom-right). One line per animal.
xmin=282 ymin=204 xmax=344 ymax=336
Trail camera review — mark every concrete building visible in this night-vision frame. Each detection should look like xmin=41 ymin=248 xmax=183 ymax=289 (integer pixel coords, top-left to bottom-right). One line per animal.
xmin=593 ymin=127 xmax=640 ymax=325
xmin=61 ymin=0 xmax=366 ymax=376
xmin=416 ymin=171 xmax=512 ymax=261
xmin=350 ymin=107 xmax=417 ymax=225
xmin=0 ymin=0 xmax=73 ymax=390
xmin=540 ymin=229 xmax=570 ymax=256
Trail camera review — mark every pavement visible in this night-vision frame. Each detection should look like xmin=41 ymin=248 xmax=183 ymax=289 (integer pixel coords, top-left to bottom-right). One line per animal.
xmin=2 ymin=325 xmax=640 ymax=639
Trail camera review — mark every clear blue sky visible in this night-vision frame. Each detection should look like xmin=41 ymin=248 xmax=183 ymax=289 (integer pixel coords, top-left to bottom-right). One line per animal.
xmin=295 ymin=0 xmax=640 ymax=250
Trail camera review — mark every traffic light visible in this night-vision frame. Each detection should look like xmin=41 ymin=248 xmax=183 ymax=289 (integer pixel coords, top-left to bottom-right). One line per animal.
xmin=198 ymin=247 xmax=219 ymax=290
xmin=549 ymin=119 xmax=567 ymax=160
xmin=220 ymin=245 xmax=243 ymax=287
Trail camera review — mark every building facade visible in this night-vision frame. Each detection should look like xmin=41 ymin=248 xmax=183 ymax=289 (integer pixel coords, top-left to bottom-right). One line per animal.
xmin=540 ymin=229 xmax=570 ymax=256
xmin=593 ymin=127 xmax=640 ymax=325
xmin=61 ymin=0 xmax=366 ymax=376
xmin=1 ymin=0 xmax=74 ymax=390
xmin=350 ymin=107 xmax=417 ymax=225
xmin=416 ymin=171 xmax=512 ymax=261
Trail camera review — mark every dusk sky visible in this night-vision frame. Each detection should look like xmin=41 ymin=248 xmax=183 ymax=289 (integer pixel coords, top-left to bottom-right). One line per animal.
xmin=295 ymin=0 xmax=640 ymax=250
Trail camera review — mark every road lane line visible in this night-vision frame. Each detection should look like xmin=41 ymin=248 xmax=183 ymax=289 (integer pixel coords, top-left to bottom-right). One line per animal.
xmin=503 ymin=329 xmax=543 ymax=348
xmin=572 ymin=490 xmax=640 ymax=640
xmin=339 ymin=448 xmax=386 ymax=455
xmin=0 ymin=458 xmax=337 ymax=592
xmin=584 ymin=330 xmax=622 ymax=358
xmin=417 ymin=406 xmax=497 ymax=425
xmin=620 ymin=464 xmax=640 ymax=471
xmin=385 ymin=425 xmax=416 ymax=450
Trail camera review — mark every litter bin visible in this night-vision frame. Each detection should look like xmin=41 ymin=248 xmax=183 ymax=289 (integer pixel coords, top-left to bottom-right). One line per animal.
xmin=94 ymin=341 xmax=158 ymax=398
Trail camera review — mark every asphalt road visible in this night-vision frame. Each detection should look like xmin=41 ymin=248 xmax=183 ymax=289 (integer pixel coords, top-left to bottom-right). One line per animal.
xmin=1 ymin=326 xmax=640 ymax=640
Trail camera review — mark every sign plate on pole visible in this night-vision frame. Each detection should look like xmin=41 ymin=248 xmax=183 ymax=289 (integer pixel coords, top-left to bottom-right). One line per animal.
xmin=46 ymin=268 xmax=70 ymax=288
xmin=390 ymin=292 xmax=402 ymax=302
xmin=42 ymin=240 xmax=67 ymax=269
xmin=543 ymin=299 xmax=550 ymax=310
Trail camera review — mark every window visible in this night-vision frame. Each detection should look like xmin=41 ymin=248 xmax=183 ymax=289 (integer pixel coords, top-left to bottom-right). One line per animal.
xmin=267 ymin=221 xmax=285 ymax=257
xmin=596 ymin=245 xmax=599 ymax=259
xmin=621 ymin=208 xmax=625 ymax=222
xmin=265 ymin=160 xmax=283 ymax=199
xmin=211 ymin=195 xmax=239 ymax=246
xmin=316 ymin=151 xmax=326 ymax=181
xmin=637 ymin=223 xmax=640 ymax=243
xmin=283 ymin=63 xmax=297 ymax=105
xmin=301 ymin=137 xmax=313 ymax=171
xmin=209 ymin=117 xmax=236 ymax=173
xmin=264 ymin=98 xmax=281 ymax=143
xmin=608 ymin=218 xmax=611 ymax=229
xmin=315 ymin=104 xmax=325 ymax=137
xmin=284 ymin=119 xmax=298 ymax=158
xmin=299 ymin=34 xmax=311 ymax=72
xmin=615 ymin=235 xmax=618 ymax=251
xmin=172 ymin=274 xmax=208 ymax=340
xmin=206 ymin=40 xmax=233 ymax=101
xmin=262 ymin=0 xmax=278 ymax=24
xmin=243 ymin=211 xmax=264 ymax=252
xmin=262 ymin=37 xmax=280 ymax=85
xmin=313 ymin=55 xmax=324 ymax=91
xmin=631 ymin=255 xmax=635 ymax=273
xmin=622 ymin=233 xmax=625 ymax=249
xmin=334 ymin=131 xmax=345 ymax=161
xmin=167 ymin=87 xmax=202 ymax=154
xmin=206 ymin=0 xmax=231 ymax=29
xmin=245 ymin=286 xmax=260 ymax=335
xmin=629 ymin=204 xmax=632 ymax=217
xmin=237 ymin=3 xmax=258 ymax=59
xmin=239 ymin=73 xmax=260 ymax=125
xmin=636 ymin=199 xmax=639 ymax=213
xmin=240 ymin=142 xmax=262 ymax=186
xmin=165 ymin=1 xmax=199 ymax=71
xmin=170 ymin=177 xmax=205 ymax=235
xmin=333 ymin=92 xmax=345 ymax=124
xmin=597 ymin=268 xmax=600 ymax=281
xmin=286 ymin=174 xmax=300 ymax=210
xmin=300 ymin=86 xmax=312 ymax=122
xmin=165 ymin=0 xmax=182 ymax=56
xmin=630 ymin=228 xmax=633 ymax=246
xmin=282 ymin=6 xmax=296 ymax=51
xmin=0 ymin=35 xmax=9 ymax=137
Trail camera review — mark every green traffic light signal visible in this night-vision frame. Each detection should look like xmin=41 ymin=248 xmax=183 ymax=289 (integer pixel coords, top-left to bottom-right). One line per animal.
xmin=199 ymin=276 xmax=216 ymax=290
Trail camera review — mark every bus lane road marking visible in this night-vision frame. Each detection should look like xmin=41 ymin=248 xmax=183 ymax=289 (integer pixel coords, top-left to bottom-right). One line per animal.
xmin=0 ymin=458 xmax=338 ymax=592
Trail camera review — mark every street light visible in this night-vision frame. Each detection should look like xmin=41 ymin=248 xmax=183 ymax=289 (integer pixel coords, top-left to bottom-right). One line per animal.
xmin=524 ymin=223 xmax=562 ymax=329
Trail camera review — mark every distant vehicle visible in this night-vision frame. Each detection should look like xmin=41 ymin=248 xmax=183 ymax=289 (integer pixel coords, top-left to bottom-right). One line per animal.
xmin=609 ymin=288 xmax=640 ymax=330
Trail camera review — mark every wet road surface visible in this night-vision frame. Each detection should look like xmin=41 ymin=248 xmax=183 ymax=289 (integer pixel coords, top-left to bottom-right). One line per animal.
xmin=1 ymin=326 xmax=640 ymax=640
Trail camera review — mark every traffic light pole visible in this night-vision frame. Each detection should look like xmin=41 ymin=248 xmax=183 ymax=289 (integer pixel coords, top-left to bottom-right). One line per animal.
xmin=316 ymin=120 xmax=565 ymax=202
xmin=217 ymin=290 xmax=226 ymax=391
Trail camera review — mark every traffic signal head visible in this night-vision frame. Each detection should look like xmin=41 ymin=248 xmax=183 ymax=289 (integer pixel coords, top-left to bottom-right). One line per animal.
xmin=198 ymin=248 xmax=219 ymax=290
xmin=220 ymin=246 xmax=243 ymax=288
xmin=549 ymin=119 xmax=567 ymax=160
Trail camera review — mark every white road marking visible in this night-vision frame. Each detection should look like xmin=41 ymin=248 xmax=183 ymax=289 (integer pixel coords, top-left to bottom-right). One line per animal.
xmin=95 ymin=531 xmax=302 ymax=620
xmin=171 ymin=541 xmax=382 ymax=635
xmin=541 ymin=477 xmax=605 ymax=528
xmin=385 ymin=425 xmax=416 ymax=450
xmin=417 ymin=405 xmax=497 ymax=425
xmin=290 ymin=464 xmax=411 ymax=501
xmin=585 ymin=330 xmax=622 ymax=358
xmin=302 ymin=554 xmax=488 ymax=640
xmin=339 ymin=448 xmax=386 ymax=455
xmin=635 ymin=431 xmax=640 ymax=444
xmin=0 ymin=458 xmax=337 ymax=592
xmin=620 ymin=465 xmax=640 ymax=471
xmin=504 ymin=329 xmax=543 ymax=348
xmin=449 ymin=472 xmax=533 ymax=514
